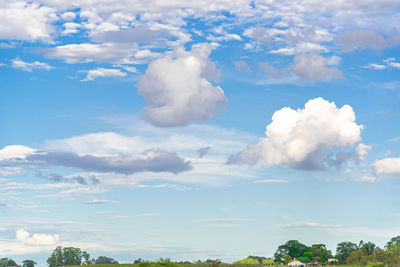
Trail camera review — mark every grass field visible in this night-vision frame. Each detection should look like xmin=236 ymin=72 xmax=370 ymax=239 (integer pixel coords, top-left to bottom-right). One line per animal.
xmin=64 ymin=264 xmax=381 ymax=267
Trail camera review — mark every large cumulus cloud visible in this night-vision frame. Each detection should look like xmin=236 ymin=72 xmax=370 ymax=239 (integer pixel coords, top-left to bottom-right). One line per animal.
xmin=137 ymin=43 xmax=227 ymax=127
xmin=227 ymin=97 xmax=365 ymax=170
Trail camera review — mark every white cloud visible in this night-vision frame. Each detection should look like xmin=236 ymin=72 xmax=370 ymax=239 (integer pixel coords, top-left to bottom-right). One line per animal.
xmin=355 ymin=143 xmax=371 ymax=162
xmin=11 ymin=58 xmax=54 ymax=72
xmin=252 ymin=179 xmax=289 ymax=183
xmin=60 ymin=11 xmax=76 ymax=21
xmin=0 ymin=1 xmax=57 ymax=42
xmin=228 ymin=97 xmax=364 ymax=170
xmin=280 ymin=221 xmax=340 ymax=228
xmin=0 ymin=145 xmax=35 ymax=161
xmin=44 ymin=42 xmax=151 ymax=64
xmin=363 ymin=63 xmax=386 ymax=70
xmin=337 ymin=29 xmax=400 ymax=51
xmin=388 ymin=61 xmax=400 ymax=69
xmin=84 ymin=199 xmax=118 ymax=204
xmin=16 ymin=229 xmax=59 ymax=246
xmin=137 ymin=43 xmax=227 ymax=127
xmin=62 ymin=22 xmax=80 ymax=35
xmin=199 ymin=218 xmax=248 ymax=227
xmin=269 ymin=42 xmax=328 ymax=55
xmin=291 ymin=52 xmax=342 ymax=82
xmin=373 ymin=157 xmax=400 ymax=177
xmin=355 ymin=176 xmax=378 ymax=183
xmin=326 ymin=55 xmax=342 ymax=66
xmin=82 ymin=67 xmax=127 ymax=82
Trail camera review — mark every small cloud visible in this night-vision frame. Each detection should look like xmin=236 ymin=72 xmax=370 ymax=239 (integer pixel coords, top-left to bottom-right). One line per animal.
xmin=11 ymin=58 xmax=53 ymax=72
xmin=82 ymin=67 xmax=127 ymax=82
xmin=84 ymin=199 xmax=118 ymax=204
xmin=291 ymin=52 xmax=342 ymax=83
xmin=196 ymin=146 xmax=212 ymax=158
xmin=111 ymin=215 xmax=133 ymax=219
xmin=355 ymin=176 xmax=378 ymax=183
xmin=234 ymin=60 xmax=251 ymax=73
xmin=326 ymin=55 xmax=342 ymax=66
xmin=363 ymin=63 xmax=386 ymax=70
xmin=253 ymin=179 xmax=290 ymax=183
xmin=199 ymin=218 xmax=248 ymax=227
xmin=280 ymin=221 xmax=340 ymax=228
xmin=16 ymin=229 xmax=59 ymax=246
xmin=373 ymin=157 xmax=400 ymax=177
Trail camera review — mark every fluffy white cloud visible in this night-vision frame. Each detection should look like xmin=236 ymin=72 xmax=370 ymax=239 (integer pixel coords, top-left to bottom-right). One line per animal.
xmin=373 ymin=158 xmax=400 ymax=177
xmin=16 ymin=229 xmax=59 ymax=246
xmin=228 ymin=97 xmax=364 ymax=170
xmin=355 ymin=143 xmax=371 ymax=162
xmin=291 ymin=52 xmax=342 ymax=82
xmin=137 ymin=43 xmax=227 ymax=127
xmin=0 ymin=1 xmax=57 ymax=42
xmin=82 ymin=67 xmax=127 ymax=81
xmin=0 ymin=145 xmax=35 ymax=161
xmin=11 ymin=58 xmax=54 ymax=72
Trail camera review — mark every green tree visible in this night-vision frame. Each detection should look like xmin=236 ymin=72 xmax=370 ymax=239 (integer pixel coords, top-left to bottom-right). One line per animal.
xmin=360 ymin=241 xmax=376 ymax=256
xmin=336 ymin=241 xmax=358 ymax=264
xmin=0 ymin=258 xmax=18 ymax=267
xmin=47 ymin=246 xmax=90 ymax=267
xmin=310 ymin=244 xmax=332 ymax=262
xmin=22 ymin=260 xmax=37 ymax=267
xmin=347 ymin=249 xmax=368 ymax=266
xmin=274 ymin=240 xmax=310 ymax=262
xmin=385 ymin=236 xmax=400 ymax=250
xmin=94 ymin=256 xmax=119 ymax=264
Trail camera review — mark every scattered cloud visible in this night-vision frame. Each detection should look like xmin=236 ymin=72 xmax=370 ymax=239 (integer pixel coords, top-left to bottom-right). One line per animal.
xmin=291 ymin=53 xmax=342 ymax=83
xmin=252 ymin=179 xmax=290 ymax=183
xmin=337 ymin=29 xmax=400 ymax=51
xmin=82 ymin=67 xmax=127 ymax=82
xmin=84 ymin=199 xmax=118 ymax=204
xmin=355 ymin=176 xmax=378 ymax=183
xmin=196 ymin=146 xmax=212 ymax=158
xmin=11 ymin=58 xmax=53 ymax=72
xmin=280 ymin=221 xmax=341 ymax=228
xmin=234 ymin=60 xmax=251 ymax=73
xmin=199 ymin=218 xmax=248 ymax=227
xmin=16 ymin=229 xmax=59 ymax=246
xmin=137 ymin=43 xmax=227 ymax=127
xmin=26 ymin=149 xmax=192 ymax=174
xmin=373 ymin=157 xmax=400 ymax=177
xmin=227 ymin=98 xmax=364 ymax=170
xmin=363 ymin=63 xmax=386 ymax=70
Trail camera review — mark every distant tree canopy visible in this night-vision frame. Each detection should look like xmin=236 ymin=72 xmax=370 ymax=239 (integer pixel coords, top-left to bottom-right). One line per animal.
xmin=47 ymin=246 xmax=91 ymax=267
xmin=93 ymin=256 xmax=119 ymax=264
xmin=274 ymin=240 xmax=310 ymax=262
xmin=22 ymin=260 xmax=37 ymax=267
xmin=0 ymin=258 xmax=18 ymax=267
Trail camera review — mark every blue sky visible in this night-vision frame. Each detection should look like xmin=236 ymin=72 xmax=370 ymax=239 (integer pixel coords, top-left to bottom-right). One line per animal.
xmin=1 ymin=0 xmax=400 ymax=266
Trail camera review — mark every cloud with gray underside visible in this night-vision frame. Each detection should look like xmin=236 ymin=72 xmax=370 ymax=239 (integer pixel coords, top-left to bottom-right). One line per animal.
xmin=197 ymin=146 xmax=212 ymax=158
xmin=25 ymin=149 xmax=192 ymax=174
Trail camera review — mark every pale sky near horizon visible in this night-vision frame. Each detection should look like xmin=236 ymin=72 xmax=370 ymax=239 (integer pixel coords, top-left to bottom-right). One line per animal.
xmin=1 ymin=1 xmax=400 ymax=266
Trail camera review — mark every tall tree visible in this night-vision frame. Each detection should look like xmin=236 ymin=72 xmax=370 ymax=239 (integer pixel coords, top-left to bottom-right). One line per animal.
xmin=385 ymin=236 xmax=400 ymax=250
xmin=22 ymin=260 xmax=37 ymax=267
xmin=94 ymin=256 xmax=119 ymax=264
xmin=336 ymin=242 xmax=358 ymax=264
xmin=47 ymin=246 xmax=91 ymax=267
xmin=274 ymin=240 xmax=310 ymax=262
xmin=310 ymin=244 xmax=332 ymax=262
